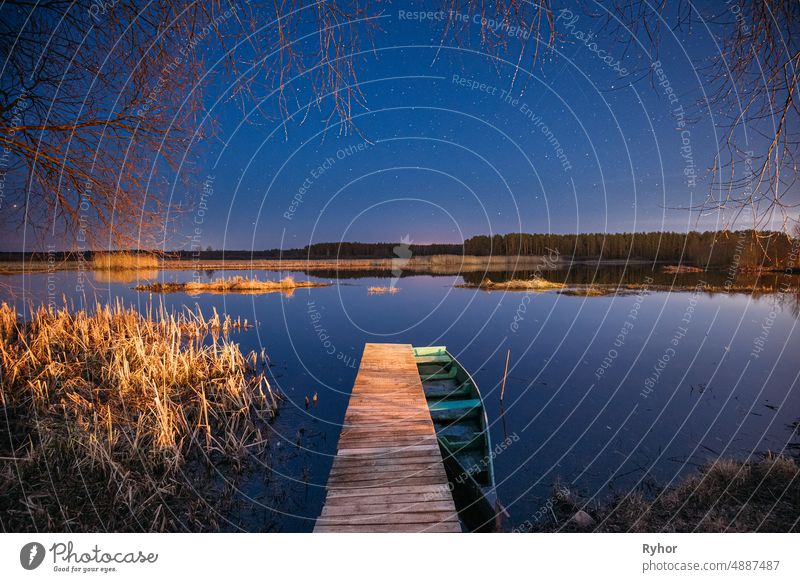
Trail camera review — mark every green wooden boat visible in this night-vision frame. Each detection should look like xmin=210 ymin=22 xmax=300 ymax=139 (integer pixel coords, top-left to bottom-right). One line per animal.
xmin=413 ymin=346 xmax=498 ymax=530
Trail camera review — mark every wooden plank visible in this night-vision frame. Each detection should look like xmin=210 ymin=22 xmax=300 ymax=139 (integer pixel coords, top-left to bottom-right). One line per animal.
xmin=324 ymin=483 xmax=451 ymax=499
xmin=330 ymin=456 xmax=445 ymax=471
xmin=328 ymin=467 xmax=448 ymax=481
xmin=321 ymin=501 xmax=457 ymax=517
xmin=333 ymin=437 xmax=439 ymax=450
xmin=316 ymin=511 xmax=459 ymax=525
xmin=327 ymin=475 xmax=448 ymax=488
xmin=313 ymin=343 xmax=461 ymax=533
xmin=329 ymin=464 xmax=446 ymax=476
xmin=322 ymin=490 xmax=453 ymax=505
xmin=330 ymin=462 xmax=446 ymax=476
xmin=314 ymin=522 xmax=461 ymax=533
xmin=336 ymin=444 xmax=441 ymax=456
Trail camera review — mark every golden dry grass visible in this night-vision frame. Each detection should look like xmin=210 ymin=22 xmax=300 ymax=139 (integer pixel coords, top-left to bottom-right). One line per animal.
xmin=541 ymin=455 xmax=800 ymax=532
xmin=459 ymin=276 xmax=566 ymax=291
xmin=559 ymin=286 xmax=613 ymax=296
xmin=91 ymin=251 xmax=160 ymax=270
xmin=662 ymin=264 xmax=705 ymax=273
xmin=136 ymin=275 xmax=329 ymax=295
xmin=367 ymin=286 xmax=399 ymax=294
xmin=0 ymin=301 xmax=277 ymax=531
xmin=93 ymin=269 xmax=158 ymax=283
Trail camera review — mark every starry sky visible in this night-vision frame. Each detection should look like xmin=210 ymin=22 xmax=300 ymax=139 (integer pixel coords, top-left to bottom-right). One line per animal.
xmin=11 ymin=1 xmax=789 ymax=252
xmin=190 ymin=1 xmax=756 ymax=252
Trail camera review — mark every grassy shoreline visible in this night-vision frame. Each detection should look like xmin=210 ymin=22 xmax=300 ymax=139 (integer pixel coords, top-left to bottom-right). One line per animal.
xmin=0 ymin=254 xmax=567 ymax=275
xmin=135 ymin=275 xmax=329 ymax=295
xmin=522 ymin=455 xmax=799 ymax=533
xmin=0 ymin=301 xmax=278 ymax=532
xmin=457 ymin=276 xmax=567 ymax=291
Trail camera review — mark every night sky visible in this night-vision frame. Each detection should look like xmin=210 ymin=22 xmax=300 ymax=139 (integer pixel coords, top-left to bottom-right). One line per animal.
xmin=9 ymin=1 xmax=794 ymax=252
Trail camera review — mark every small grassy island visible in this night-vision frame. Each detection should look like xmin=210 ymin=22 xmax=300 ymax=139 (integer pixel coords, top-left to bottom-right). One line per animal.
xmin=458 ymin=277 xmax=567 ymax=291
xmin=136 ymin=275 xmax=330 ymax=295
xmin=91 ymin=251 xmax=160 ymax=270
xmin=368 ymin=286 xmax=399 ymax=294
xmin=559 ymin=286 xmax=616 ymax=296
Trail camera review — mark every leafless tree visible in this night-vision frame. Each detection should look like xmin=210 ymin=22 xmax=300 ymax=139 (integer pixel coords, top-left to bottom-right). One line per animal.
xmin=702 ymin=0 xmax=799 ymax=231
xmin=606 ymin=1 xmax=799 ymax=231
xmin=1 ymin=1 xmax=797 ymax=249
xmin=0 ymin=0 xmax=375 ymax=249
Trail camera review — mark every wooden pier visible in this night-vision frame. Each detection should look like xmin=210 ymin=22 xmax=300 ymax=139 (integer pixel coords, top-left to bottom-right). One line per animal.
xmin=314 ymin=343 xmax=461 ymax=532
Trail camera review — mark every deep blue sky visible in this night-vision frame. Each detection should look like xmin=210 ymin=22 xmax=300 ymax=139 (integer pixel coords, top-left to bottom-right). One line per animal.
xmin=9 ymin=1 xmax=794 ymax=252
xmin=186 ymin=2 xmax=752 ymax=252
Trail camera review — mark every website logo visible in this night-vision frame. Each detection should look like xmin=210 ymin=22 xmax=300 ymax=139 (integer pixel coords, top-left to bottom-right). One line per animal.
xmin=391 ymin=234 xmax=413 ymax=289
xmin=20 ymin=542 xmax=46 ymax=570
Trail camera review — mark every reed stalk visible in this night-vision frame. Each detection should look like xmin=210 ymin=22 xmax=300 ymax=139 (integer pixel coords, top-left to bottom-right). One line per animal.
xmin=0 ymin=301 xmax=278 ymax=531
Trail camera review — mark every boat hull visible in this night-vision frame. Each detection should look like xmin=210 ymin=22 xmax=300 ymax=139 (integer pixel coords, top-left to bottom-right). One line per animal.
xmin=413 ymin=346 xmax=499 ymax=532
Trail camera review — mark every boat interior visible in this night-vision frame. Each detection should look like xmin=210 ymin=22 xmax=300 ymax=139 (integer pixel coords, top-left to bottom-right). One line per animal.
xmin=413 ymin=347 xmax=493 ymax=490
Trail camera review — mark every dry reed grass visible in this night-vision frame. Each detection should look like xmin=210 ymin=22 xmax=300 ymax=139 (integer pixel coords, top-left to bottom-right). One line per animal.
xmin=0 ymin=301 xmax=278 ymax=531
xmin=598 ymin=455 xmax=800 ymax=532
xmin=559 ymin=286 xmax=613 ymax=296
xmin=93 ymin=269 xmax=158 ymax=284
xmin=459 ymin=277 xmax=566 ymax=291
xmin=543 ymin=455 xmax=800 ymax=532
xmin=663 ymin=265 xmax=705 ymax=273
xmin=91 ymin=252 xmax=160 ymax=271
xmin=367 ymin=286 xmax=399 ymax=294
xmin=2 ymin=254 xmax=562 ymax=276
xmin=136 ymin=276 xmax=329 ymax=295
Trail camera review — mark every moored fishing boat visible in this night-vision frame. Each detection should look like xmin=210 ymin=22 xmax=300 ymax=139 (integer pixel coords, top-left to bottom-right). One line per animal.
xmin=413 ymin=346 xmax=498 ymax=530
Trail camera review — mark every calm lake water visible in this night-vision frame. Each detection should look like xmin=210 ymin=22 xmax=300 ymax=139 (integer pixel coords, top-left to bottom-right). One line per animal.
xmin=3 ymin=267 xmax=800 ymax=531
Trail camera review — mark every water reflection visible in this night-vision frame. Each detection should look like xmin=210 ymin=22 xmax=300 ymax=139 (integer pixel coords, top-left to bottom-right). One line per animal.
xmin=1 ymin=267 xmax=798 ymax=531
xmin=92 ymin=269 xmax=158 ymax=284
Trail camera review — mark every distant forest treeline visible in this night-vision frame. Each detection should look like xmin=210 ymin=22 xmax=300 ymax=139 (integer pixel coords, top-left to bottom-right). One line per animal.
xmin=261 ymin=231 xmax=797 ymax=268
xmin=463 ymin=231 xmax=798 ymax=268
xmin=250 ymin=242 xmax=463 ymax=259
xmin=2 ymin=231 xmax=796 ymax=268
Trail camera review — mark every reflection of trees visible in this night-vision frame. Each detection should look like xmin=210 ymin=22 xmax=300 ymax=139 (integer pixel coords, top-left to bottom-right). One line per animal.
xmin=463 ymin=232 xmax=798 ymax=267
xmin=781 ymin=287 xmax=800 ymax=320
xmin=460 ymin=265 xmax=800 ymax=290
xmin=788 ymin=418 xmax=800 ymax=460
xmin=457 ymin=265 xmax=800 ymax=317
